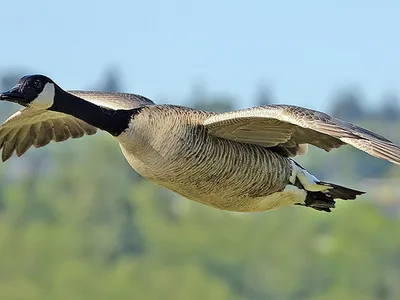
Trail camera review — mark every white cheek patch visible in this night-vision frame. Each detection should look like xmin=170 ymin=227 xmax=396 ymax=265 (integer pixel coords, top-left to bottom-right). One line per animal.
xmin=29 ymin=83 xmax=55 ymax=109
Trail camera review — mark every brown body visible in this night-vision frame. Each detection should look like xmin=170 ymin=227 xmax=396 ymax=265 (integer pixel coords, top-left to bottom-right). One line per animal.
xmin=117 ymin=105 xmax=293 ymax=211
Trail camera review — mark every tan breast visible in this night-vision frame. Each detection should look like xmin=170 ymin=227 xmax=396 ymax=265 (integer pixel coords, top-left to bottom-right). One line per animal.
xmin=117 ymin=105 xmax=292 ymax=211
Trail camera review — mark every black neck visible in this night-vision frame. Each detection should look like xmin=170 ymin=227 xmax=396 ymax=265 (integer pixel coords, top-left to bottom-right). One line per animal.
xmin=49 ymin=87 xmax=142 ymax=136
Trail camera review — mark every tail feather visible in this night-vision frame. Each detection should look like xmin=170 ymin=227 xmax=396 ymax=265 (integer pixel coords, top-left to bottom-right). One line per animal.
xmin=291 ymin=161 xmax=366 ymax=212
xmin=299 ymin=182 xmax=365 ymax=213
xmin=317 ymin=181 xmax=365 ymax=200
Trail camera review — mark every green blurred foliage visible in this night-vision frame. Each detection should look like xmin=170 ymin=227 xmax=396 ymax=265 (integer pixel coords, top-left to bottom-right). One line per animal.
xmin=0 ymin=69 xmax=399 ymax=300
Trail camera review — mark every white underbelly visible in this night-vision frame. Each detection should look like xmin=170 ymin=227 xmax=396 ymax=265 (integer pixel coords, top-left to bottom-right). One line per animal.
xmin=117 ymin=140 xmax=300 ymax=213
xmin=249 ymin=185 xmax=307 ymax=212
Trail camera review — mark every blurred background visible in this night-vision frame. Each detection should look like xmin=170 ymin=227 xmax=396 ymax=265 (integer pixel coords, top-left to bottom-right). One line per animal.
xmin=1 ymin=0 xmax=400 ymax=299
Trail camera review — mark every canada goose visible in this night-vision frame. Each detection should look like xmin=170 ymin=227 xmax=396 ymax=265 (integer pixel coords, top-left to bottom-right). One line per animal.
xmin=1 ymin=75 xmax=399 ymax=213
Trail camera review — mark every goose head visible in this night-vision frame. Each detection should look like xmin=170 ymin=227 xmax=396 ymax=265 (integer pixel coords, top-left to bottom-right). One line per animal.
xmin=0 ymin=74 xmax=57 ymax=109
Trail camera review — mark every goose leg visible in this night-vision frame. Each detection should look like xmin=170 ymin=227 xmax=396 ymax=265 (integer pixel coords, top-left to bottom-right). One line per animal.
xmin=290 ymin=160 xmax=365 ymax=212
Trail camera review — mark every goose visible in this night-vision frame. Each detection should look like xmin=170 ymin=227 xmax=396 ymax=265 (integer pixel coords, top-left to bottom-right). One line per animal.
xmin=1 ymin=74 xmax=400 ymax=213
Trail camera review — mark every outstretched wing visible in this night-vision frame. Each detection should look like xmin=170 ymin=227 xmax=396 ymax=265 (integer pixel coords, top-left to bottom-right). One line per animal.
xmin=0 ymin=109 xmax=97 ymax=161
xmin=203 ymin=104 xmax=400 ymax=165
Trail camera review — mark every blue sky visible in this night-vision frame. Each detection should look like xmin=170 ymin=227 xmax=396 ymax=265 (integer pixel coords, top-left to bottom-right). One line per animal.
xmin=1 ymin=0 xmax=400 ymax=110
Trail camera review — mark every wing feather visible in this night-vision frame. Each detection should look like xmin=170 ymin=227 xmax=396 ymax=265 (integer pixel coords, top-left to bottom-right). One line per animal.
xmin=203 ymin=104 xmax=400 ymax=165
xmin=0 ymin=109 xmax=97 ymax=161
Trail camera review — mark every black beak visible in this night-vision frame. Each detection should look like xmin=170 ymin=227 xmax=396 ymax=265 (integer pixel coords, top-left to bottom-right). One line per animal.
xmin=0 ymin=86 xmax=25 ymax=102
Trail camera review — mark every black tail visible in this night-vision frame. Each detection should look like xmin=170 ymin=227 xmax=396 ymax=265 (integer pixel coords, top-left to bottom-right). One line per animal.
xmin=317 ymin=181 xmax=365 ymax=200
xmin=297 ymin=182 xmax=365 ymax=213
